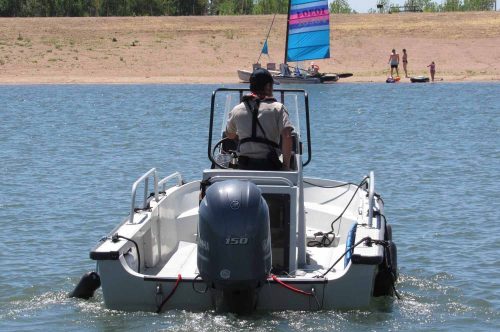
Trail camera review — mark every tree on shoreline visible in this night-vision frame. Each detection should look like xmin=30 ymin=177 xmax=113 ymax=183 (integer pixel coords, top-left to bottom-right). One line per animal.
xmin=369 ymin=0 xmax=496 ymax=12
xmin=0 ymin=0 xmax=497 ymax=17
xmin=329 ymin=0 xmax=353 ymax=14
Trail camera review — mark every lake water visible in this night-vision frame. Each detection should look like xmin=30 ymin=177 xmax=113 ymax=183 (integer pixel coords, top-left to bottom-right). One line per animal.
xmin=0 ymin=82 xmax=499 ymax=331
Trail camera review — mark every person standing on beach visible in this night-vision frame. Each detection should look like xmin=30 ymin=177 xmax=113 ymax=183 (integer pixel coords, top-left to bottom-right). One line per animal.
xmin=427 ymin=61 xmax=436 ymax=82
xmin=402 ymin=49 xmax=409 ymax=78
xmin=388 ymin=49 xmax=400 ymax=78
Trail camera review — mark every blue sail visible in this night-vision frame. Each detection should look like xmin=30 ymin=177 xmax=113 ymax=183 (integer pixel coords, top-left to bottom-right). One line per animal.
xmin=262 ymin=40 xmax=269 ymax=55
xmin=286 ymin=0 xmax=330 ymax=62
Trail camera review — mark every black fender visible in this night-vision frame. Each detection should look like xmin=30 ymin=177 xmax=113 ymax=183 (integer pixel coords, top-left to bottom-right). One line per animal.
xmin=69 ymin=271 xmax=101 ymax=299
xmin=385 ymin=223 xmax=393 ymax=241
xmin=373 ymin=241 xmax=398 ymax=297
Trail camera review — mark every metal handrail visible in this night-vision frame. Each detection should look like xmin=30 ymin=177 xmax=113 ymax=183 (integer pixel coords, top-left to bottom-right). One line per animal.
xmin=130 ymin=168 xmax=158 ymax=223
xmin=367 ymin=171 xmax=375 ymax=228
xmin=158 ymin=172 xmax=183 ymax=191
xmin=208 ymin=175 xmax=294 ymax=187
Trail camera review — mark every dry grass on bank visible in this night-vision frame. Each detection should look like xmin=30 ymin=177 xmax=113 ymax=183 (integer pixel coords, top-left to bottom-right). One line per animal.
xmin=0 ymin=12 xmax=499 ymax=83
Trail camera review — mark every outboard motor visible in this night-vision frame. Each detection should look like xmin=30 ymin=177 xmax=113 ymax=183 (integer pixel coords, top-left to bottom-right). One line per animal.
xmin=198 ymin=180 xmax=271 ymax=313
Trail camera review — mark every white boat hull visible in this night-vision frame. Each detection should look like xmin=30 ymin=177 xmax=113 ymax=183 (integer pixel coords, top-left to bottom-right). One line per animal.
xmin=92 ymin=175 xmax=393 ymax=312
xmin=237 ymin=69 xmax=339 ymax=84
xmin=88 ymin=88 xmax=397 ymax=313
xmin=237 ymin=69 xmax=252 ymax=82
xmin=97 ymin=254 xmax=377 ymax=311
xmin=237 ymin=69 xmax=282 ymax=83
xmin=273 ymin=75 xmax=321 ymax=84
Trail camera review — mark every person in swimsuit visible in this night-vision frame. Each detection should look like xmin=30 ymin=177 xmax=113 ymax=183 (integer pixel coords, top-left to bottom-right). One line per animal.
xmin=402 ymin=49 xmax=408 ymax=78
xmin=427 ymin=61 xmax=436 ymax=82
xmin=388 ymin=49 xmax=400 ymax=78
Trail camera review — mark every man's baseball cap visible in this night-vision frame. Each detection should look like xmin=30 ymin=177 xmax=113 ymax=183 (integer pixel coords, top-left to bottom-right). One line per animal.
xmin=250 ymin=68 xmax=274 ymax=92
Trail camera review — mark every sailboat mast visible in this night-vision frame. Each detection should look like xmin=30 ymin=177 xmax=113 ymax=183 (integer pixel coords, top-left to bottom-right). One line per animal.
xmin=284 ymin=0 xmax=291 ymax=64
xmin=257 ymin=13 xmax=276 ymax=64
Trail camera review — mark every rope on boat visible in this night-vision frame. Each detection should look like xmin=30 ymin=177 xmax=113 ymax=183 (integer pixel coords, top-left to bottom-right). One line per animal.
xmin=318 ymin=236 xmax=372 ymax=277
xmin=156 ymin=274 xmax=182 ymax=314
xmin=270 ymin=274 xmax=313 ymax=296
xmin=318 ymin=236 xmax=402 ymax=299
xmin=270 ymin=275 xmax=322 ymax=309
xmin=392 ymin=282 xmax=401 ymax=300
xmin=112 ymin=234 xmax=141 ymax=274
xmin=307 ymin=230 xmax=335 ymax=247
xmin=307 ymin=177 xmax=368 ymax=248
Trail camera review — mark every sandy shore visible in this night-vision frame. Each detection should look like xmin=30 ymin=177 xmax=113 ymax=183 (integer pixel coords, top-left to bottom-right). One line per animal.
xmin=0 ymin=12 xmax=499 ymax=84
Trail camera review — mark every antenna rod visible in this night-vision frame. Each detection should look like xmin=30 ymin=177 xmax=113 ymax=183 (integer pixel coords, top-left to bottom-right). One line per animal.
xmin=257 ymin=13 xmax=277 ymax=64
xmin=284 ymin=2 xmax=291 ymax=64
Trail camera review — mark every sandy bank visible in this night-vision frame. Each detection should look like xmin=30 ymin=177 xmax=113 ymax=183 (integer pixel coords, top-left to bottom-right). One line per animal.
xmin=0 ymin=12 xmax=499 ymax=84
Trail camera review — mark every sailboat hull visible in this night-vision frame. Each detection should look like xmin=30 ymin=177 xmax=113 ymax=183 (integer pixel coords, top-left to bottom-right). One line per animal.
xmin=273 ymin=76 xmax=321 ymax=84
xmin=238 ymin=69 xmax=339 ymax=84
xmin=237 ymin=70 xmax=252 ymax=83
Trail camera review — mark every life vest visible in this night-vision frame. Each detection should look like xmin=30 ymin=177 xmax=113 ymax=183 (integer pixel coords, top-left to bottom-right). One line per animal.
xmin=238 ymin=96 xmax=280 ymax=150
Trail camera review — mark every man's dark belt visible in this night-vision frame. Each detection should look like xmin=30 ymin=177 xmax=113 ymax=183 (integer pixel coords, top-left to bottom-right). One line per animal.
xmin=238 ymin=156 xmax=281 ymax=171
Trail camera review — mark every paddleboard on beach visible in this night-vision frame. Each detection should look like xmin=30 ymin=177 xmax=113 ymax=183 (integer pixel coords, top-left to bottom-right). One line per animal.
xmin=410 ymin=76 xmax=430 ymax=83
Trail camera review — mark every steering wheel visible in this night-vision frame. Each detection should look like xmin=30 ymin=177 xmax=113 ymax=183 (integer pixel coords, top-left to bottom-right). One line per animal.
xmin=212 ymin=137 xmax=236 ymax=169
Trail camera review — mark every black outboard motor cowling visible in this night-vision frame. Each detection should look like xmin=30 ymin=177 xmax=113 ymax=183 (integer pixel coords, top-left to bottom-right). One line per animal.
xmin=198 ymin=180 xmax=271 ymax=313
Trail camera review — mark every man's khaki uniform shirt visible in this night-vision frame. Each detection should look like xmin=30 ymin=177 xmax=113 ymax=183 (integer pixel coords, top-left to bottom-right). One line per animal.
xmin=226 ymin=98 xmax=293 ymax=159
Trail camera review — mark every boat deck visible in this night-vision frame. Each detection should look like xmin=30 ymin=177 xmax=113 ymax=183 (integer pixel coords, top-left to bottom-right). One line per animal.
xmin=150 ymin=239 xmax=348 ymax=279
xmin=156 ymin=241 xmax=198 ymax=278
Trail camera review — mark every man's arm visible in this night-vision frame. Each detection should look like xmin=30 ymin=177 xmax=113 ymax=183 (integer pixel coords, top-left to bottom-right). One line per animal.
xmin=225 ymin=109 xmax=238 ymax=140
xmin=281 ymin=127 xmax=293 ymax=170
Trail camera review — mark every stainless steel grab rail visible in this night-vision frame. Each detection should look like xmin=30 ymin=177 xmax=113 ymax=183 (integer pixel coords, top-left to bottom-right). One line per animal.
xmin=209 ymin=175 xmax=294 ymax=187
xmin=367 ymin=171 xmax=375 ymax=228
xmin=130 ymin=168 xmax=158 ymax=223
xmin=158 ymin=172 xmax=183 ymax=191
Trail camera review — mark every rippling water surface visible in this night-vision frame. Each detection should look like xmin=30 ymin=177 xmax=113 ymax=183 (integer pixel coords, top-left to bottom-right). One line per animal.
xmin=0 ymin=83 xmax=499 ymax=331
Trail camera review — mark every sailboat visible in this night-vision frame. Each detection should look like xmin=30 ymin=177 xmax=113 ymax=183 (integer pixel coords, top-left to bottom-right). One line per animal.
xmin=237 ymin=0 xmax=341 ymax=84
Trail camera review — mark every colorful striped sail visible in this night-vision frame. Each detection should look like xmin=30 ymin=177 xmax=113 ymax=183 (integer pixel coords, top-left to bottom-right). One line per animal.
xmin=286 ymin=0 xmax=330 ymax=62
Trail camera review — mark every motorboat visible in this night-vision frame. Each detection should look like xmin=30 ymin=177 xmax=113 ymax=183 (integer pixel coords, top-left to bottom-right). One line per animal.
xmin=84 ymin=88 xmax=398 ymax=313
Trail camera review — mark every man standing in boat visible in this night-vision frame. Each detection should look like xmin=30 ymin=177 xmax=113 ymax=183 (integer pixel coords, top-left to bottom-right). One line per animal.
xmin=225 ymin=68 xmax=294 ymax=171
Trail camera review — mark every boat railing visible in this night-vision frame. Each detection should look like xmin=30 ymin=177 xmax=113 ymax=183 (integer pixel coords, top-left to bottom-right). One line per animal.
xmin=367 ymin=171 xmax=375 ymax=228
xmin=209 ymin=175 xmax=294 ymax=187
xmin=158 ymin=172 xmax=183 ymax=191
xmin=130 ymin=168 xmax=158 ymax=224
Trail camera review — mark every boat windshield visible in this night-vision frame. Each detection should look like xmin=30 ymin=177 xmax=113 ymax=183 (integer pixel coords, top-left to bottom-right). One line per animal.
xmin=208 ymin=88 xmax=311 ymax=167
